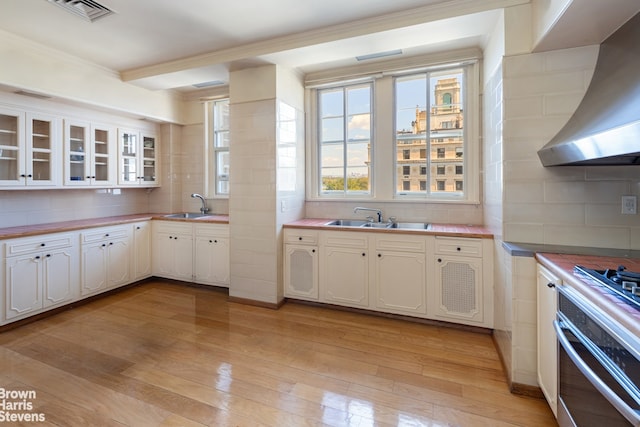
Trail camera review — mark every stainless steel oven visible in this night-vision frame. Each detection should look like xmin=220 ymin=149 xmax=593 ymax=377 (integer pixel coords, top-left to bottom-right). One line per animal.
xmin=554 ymin=284 xmax=640 ymax=426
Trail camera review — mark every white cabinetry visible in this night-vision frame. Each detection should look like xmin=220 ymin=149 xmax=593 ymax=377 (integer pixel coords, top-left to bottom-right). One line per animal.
xmin=80 ymin=225 xmax=132 ymax=296
xmin=118 ymin=129 xmax=159 ymax=187
xmin=284 ymin=229 xmax=319 ymax=300
xmin=132 ymin=221 xmax=152 ymax=281
xmin=0 ymin=109 xmax=60 ymax=188
xmin=319 ymin=231 xmax=369 ymax=308
xmin=372 ymin=234 xmax=426 ymax=316
xmin=152 ymin=221 xmax=230 ymax=285
xmin=537 ymin=264 xmax=559 ymax=417
xmin=430 ymin=236 xmax=491 ymax=327
xmin=64 ymin=119 xmax=116 ymax=187
xmin=152 ymin=221 xmax=193 ymax=281
xmin=4 ymin=233 xmax=78 ymax=321
xmin=194 ymin=224 xmax=229 ymax=287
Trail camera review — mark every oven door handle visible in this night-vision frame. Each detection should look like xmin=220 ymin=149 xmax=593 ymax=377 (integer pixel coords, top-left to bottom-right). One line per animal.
xmin=554 ymin=320 xmax=640 ymax=426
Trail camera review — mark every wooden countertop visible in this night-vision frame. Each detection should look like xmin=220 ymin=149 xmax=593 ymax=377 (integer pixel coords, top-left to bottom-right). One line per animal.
xmin=536 ymin=252 xmax=640 ymax=338
xmin=284 ymin=218 xmax=493 ymax=239
xmin=0 ymin=214 xmax=230 ymax=240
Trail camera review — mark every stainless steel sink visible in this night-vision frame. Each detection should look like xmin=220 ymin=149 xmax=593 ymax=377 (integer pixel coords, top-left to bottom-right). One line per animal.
xmin=361 ymin=222 xmax=392 ymax=228
xmin=389 ymin=222 xmax=431 ymax=230
xmin=164 ymin=212 xmax=212 ymax=219
xmin=324 ymin=219 xmax=369 ymax=227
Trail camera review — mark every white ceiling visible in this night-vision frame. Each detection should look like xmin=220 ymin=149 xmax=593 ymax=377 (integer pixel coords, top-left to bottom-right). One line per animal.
xmin=0 ymin=0 xmax=638 ymax=93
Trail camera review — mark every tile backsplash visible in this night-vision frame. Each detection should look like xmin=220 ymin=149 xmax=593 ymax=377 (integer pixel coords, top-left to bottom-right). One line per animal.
xmin=0 ymin=189 xmax=150 ymax=228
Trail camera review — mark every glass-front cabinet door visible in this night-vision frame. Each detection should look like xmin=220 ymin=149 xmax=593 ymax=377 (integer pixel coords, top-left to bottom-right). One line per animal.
xmin=26 ymin=113 xmax=59 ymax=186
xmin=118 ymin=129 xmax=138 ymax=185
xmin=64 ymin=120 xmax=90 ymax=185
xmin=0 ymin=107 xmax=24 ymax=186
xmin=141 ymin=133 xmax=158 ymax=185
xmin=118 ymin=129 xmax=158 ymax=186
xmin=91 ymin=124 xmax=115 ymax=186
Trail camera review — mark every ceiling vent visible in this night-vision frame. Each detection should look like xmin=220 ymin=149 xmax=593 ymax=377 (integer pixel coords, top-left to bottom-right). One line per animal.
xmin=47 ymin=0 xmax=115 ymax=22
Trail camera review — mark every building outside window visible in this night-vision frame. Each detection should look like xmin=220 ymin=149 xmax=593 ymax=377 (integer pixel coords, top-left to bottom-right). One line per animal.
xmin=310 ymin=63 xmax=475 ymax=201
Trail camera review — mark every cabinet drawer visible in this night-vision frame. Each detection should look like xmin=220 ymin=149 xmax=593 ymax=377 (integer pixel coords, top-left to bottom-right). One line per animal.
xmin=153 ymin=221 xmax=193 ymax=236
xmin=81 ymin=225 xmax=130 ymax=243
xmin=375 ymin=235 xmax=426 ymax=252
xmin=322 ymin=231 xmax=367 ymax=249
xmin=435 ymin=237 xmax=482 ymax=257
xmin=5 ymin=233 xmax=75 ymax=256
xmin=194 ymin=224 xmax=229 ymax=237
xmin=284 ymin=229 xmax=318 ymax=245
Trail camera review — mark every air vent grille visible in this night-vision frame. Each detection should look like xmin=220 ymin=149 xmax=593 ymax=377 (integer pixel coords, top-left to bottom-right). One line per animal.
xmin=47 ymin=0 xmax=115 ymax=22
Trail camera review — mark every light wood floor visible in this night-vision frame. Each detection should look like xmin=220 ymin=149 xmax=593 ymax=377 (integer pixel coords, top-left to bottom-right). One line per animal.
xmin=0 ymin=281 xmax=557 ymax=426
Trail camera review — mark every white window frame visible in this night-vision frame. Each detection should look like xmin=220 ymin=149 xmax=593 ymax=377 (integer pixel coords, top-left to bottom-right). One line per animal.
xmin=205 ymin=98 xmax=230 ymax=198
xmin=306 ymin=57 xmax=480 ymax=204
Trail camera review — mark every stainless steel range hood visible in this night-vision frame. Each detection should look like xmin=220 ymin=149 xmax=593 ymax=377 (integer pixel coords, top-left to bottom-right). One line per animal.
xmin=537 ymin=12 xmax=640 ymax=166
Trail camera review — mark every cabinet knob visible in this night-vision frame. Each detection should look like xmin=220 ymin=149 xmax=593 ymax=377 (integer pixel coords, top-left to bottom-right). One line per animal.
xmin=105 ymin=233 xmax=110 ymax=237
xmin=547 ymin=283 xmax=556 ymax=288
xmin=437 ymin=258 xmax=442 ymax=263
xmin=35 ymin=255 xmax=41 ymax=260
xmin=456 ymin=247 xmax=461 ymax=251
xmin=209 ymin=240 xmax=213 ymax=243
xmin=86 ymin=176 xmax=92 ymax=179
xmin=214 ymin=240 xmax=218 ymax=243
xmin=362 ymin=253 xmax=366 ymax=257
xmin=46 ymin=254 xmax=51 ymax=258
xmin=312 ymin=249 xmax=316 ymax=253
xmin=40 ymin=243 xmax=46 ymax=247
xmin=136 ymin=226 xmax=141 ymax=230
xmin=27 ymin=174 xmax=32 ymax=178
xmin=378 ymin=253 xmax=382 ymax=258
xmin=102 ymin=243 xmax=106 ymax=247
xmin=109 ymin=242 xmax=113 ymax=246
xmin=298 ymin=237 xmax=302 ymax=241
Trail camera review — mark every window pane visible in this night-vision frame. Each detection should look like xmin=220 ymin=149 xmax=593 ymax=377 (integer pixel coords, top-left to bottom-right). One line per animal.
xmin=395 ymin=68 xmax=465 ymax=197
xmin=318 ymin=83 xmax=371 ymax=195
xmin=216 ymin=151 xmax=229 ymax=194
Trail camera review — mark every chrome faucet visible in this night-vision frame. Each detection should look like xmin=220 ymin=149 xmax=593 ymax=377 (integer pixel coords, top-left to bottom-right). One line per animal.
xmin=353 ymin=206 xmax=383 ymax=222
xmin=191 ymin=193 xmax=209 ymax=214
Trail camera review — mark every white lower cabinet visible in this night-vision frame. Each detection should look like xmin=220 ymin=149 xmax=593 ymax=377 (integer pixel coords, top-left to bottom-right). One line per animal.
xmin=319 ymin=231 xmax=369 ymax=308
xmin=152 ymin=221 xmax=230 ymax=286
xmin=537 ymin=264 xmax=559 ymax=417
xmin=284 ymin=230 xmax=319 ymax=300
xmin=152 ymin=221 xmax=193 ymax=281
xmin=373 ymin=234 xmax=426 ymax=316
xmin=132 ymin=221 xmax=152 ymax=280
xmin=430 ymin=236 xmax=492 ymax=327
xmin=194 ymin=224 xmax=229 ymax=287
xmin=80 ymin=225 xmax=132 ymax=296
xmin=284 ymin=228 xmax=492 ymax=328
xmin=4 ymin=232 xmax=78 ymax=321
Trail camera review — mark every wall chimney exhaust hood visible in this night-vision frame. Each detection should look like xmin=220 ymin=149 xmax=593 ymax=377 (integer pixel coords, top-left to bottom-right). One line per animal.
xmin=537 ymin=12 xmax=640 ymax=166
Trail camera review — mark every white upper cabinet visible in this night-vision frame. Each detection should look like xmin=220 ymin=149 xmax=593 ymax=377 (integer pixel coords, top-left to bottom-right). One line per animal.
xmin=0 ymin=108 xmax=60 ymax=187
xmin=64 ymin=119 xmax=116 ymax=187
xmin=118 ymin=129 xmax=159 ymax=187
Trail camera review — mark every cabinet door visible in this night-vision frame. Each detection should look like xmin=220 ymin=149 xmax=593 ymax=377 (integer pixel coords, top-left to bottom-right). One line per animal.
xmin=26 ymin=112 xmax=59 ymax=186
xmin=107 ymin=238 xmax=131 ymax=288
xmin=320 ymin=246 xmax=368 ymax=307
xmin=81 ymin=243 xmax=108 ymax=296
xmin=92 ymin=124 xmax=116 ymax=186
xmin=173 ymin=234 xmax=194 ymax=281
xmin=374 ymin=250 xmax=426 ymax=315
xmin=133 ymin=222 xmax=152 ymax=280
xmin=0 ymin=107 xmax=25 ymax=186
xmin=118 ymin=129 xmax=139 ymax=186
xmin=43 ymin=248 xmax=76 ymax=307
xmin=537 ymin=264 xmax=559 ymax=417
xmin=432 ymin=255 xmax=483 ymax=324
xmin=284 ymin=244 xmax=318 ymax=300
xmin=153 ymin=231 xmax=193 ymax=281
xmin=64 ymin=119 xmax=90 ymax=186
xmin=5 ymin=254 xmax=42 ymax=319
xmin=194 ymin=236 xmax=229 ymax=286
xmin=140 ymin=133 xmax=158 ymax=186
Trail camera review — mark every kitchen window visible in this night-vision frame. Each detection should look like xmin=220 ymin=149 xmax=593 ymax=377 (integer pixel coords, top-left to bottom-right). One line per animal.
xmin=307 ymin=58 xmax=478 ymax=202
xmin=207 ymin=98 xmax=230 ymax=197
xmin=317 ymin=83 xmax=372 ymax=195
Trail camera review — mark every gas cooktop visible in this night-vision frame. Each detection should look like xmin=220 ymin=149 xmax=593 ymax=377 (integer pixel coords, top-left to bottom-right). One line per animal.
xmin=575 ymin=265 xmax=640 ymax=310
